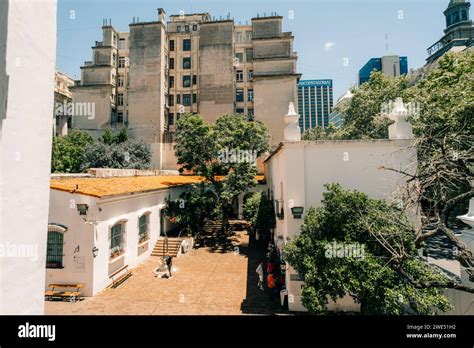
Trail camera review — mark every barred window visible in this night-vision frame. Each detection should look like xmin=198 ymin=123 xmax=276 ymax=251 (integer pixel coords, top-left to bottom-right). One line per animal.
xmin=110 ymin=223 xmax=124 ymax=257
xmin=46 ymin=225 xmax=66 ymax=269
xmin=138 ymin=214 xmax=150 ymax=242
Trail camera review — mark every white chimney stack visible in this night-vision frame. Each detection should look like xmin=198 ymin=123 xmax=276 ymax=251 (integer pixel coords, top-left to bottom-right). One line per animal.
xmin=387 ymin=97 xmax=414 ymax=140
xmin=284 ymin=102 xmax=301 ymax=142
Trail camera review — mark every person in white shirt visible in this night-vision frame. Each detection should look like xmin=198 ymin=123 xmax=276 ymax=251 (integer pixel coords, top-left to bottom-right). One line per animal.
xmin=256 ymin=260 xmax=264 ymax=290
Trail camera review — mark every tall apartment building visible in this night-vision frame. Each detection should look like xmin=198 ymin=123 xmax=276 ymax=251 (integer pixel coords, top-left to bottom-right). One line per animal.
xmin=358 ymin=55 xmax=408 ymax=86
xmin=53 ymin=70 xmax=74 ymax=136
xmin=297 ymin=79 xmax=333 ymax=131
xmin=70 ymin=9 xmax=299 ymax=170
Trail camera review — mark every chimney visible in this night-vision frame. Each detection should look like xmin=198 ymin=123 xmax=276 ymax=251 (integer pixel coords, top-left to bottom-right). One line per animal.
xmin=283 ymin=102 xmax=301 ymax=142
xmin=158 ymin=8 xmax=166 ymax=23
xmin=386 ymin=98 xmax=413 ymax=140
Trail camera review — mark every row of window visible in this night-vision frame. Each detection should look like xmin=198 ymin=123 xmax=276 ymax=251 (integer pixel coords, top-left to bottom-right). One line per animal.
xmin=236 ymin=108 xmax=254 ymax=117
xmin=168 ymin=93 xmax=197 ymax=107
xmin=235 ymin=31 xmax=253 ymax=43
xmin=46 ymin=213 xmax=150 ymax=269
xmin=235 ymin=49 xmax=253 ymax=64
xmin=168 ymin=75 xmax=197 ymax=89
xmin=236 ymin=69 xmax=253 ymax=82
xmin=169 ymin=57 xmax=192 ymax=70
xmin=169 ymin=39 xmax=191 ymax=52
xmin=236 ymin=88 xmax=254 ymax=102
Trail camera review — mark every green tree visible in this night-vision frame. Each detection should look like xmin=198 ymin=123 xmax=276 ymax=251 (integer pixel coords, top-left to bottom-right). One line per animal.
xmin=82 ymin=139 xmax=151 ymax=170
xmin=285 ymin=184 xmax=462 ymax=315
xmin=51 ymin=130 xmax=93 ymax=173
xmin=243 ymin=192 xmax=276 ymax=245
xmin=164 ymin=184 xmax=219 ymax=236
xmin=174 ymin=113 xmax=270 ymax=232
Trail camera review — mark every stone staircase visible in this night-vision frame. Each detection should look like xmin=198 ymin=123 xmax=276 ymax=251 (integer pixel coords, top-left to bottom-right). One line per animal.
xmin=151 ymin=237 xmax=185 ymax=258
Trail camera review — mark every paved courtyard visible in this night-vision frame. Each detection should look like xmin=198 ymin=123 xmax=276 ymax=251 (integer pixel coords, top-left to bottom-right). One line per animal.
xmin=45 ymin=226 xmax=288 ymax=315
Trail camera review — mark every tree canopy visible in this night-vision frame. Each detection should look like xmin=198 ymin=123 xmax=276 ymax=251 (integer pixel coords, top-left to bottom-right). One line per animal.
xmin=174 ymin=113 xmax=270 ymax=230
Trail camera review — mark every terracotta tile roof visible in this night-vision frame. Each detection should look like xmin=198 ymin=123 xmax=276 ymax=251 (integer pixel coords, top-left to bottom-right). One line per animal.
xmin=50 ymin=175 xmax=206 ymax=198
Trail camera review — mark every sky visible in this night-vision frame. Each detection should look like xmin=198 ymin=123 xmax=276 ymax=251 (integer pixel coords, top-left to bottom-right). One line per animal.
xmin=57 ymin=0 xmax=451 ymax=99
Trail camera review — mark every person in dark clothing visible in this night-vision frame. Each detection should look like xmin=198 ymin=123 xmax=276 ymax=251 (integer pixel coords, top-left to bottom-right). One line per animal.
xmin=164 ymin=254 xmax=173 ymax=278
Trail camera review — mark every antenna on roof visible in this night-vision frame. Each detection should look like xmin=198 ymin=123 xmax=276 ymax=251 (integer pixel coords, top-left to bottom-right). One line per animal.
xmin=385 ymin=33 xmax=389 ymax=52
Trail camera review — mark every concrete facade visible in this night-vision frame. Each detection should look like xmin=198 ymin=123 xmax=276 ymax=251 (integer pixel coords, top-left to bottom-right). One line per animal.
xmin=0 ymin=0 xmax=57 ymax=314
xmin=70 ymin=10 xmax=299 ymax=169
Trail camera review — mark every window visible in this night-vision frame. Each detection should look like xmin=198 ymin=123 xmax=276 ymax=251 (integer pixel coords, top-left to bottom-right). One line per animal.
xmin=177 ymin=25 xmax=182 ymax=32
xmin=246 ymin=48 xmax=253 ymax=62
xmin=113 ymin=35 xmax=117 ymax=46
xmin=193 ymin=93 xmax=197 ymax=104
xmin=248 ymin=70 xmax=253 ymax=81
xmin=185 ymin=25 xmax=189 ymax=32
xmin=169 ymin=57 xmax=174 ymax=69
xmin=138 ymin=214 xmax=150 ymax=242
xmin=117 ymin=93 xmax=124 ymax=106
xmin=192 ymin=75 xmax=197 ymax=85
xmin=183 ymin=75 xmax=191 ymax=88
xmin=119 ymin=38 xmax=126 ymax=49
xmin=248 ymin=108 xmax=254 ymax=117
xmin=183 ymin=57 xmax=191 ymax=69
xmin=236 ymin=108 xmax=244 ymax=114
xmin=246 ymin=31 xmax=252 ymax=42
xmin=118 ymin=76 xmax=124 ymax=87
xmin=168 ymin=113 xmax=174 ymax=125
xmin=461 ymin=10 xmax=467 ymax=21
xmin=235 ymin=52 xmax=244 ymax=64
xmin=112 ymin=53 xmax=116 ymax=66
xmin=193 ymin=24 xmax=198 ymax=31
xmin=46 ymin=227 xmax=64 ymax=269
xmin=110 ymin=223 xmax=124 ymax=258
xmin=168 ymin=94 xmax=174 ymax=106
xmin=118 ymin=57 xmax=126 ymax=68
xmin=248 ymin=88 xmax=254 ymax=102
xmin=236 ymin=32 xmax=243 ymax=43
xmin=183 ymin=39 xmax=191 ymax=51
xmin=117 ymin=111 xmax=124 ymax=123
xmin=183 ymin=94 xmax=191 ymax=106
xmin=169 ymin=40 xmax=175 ymax=51
xmin=169 ymin=76 xmax=174 ymax=88
xmin=236 ymin=70 xmax=243 ymax=82
xmin=236 ymin=89 xmax=244 ymax=102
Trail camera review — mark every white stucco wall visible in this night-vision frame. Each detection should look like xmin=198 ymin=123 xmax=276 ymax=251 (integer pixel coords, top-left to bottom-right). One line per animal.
xmin=47 ymin=186 xmax=186 ymax=296
xmin=0 ymin=0 xmax=57 ymax=314
xmin=265 ymin=139 xmax=417 ymax=312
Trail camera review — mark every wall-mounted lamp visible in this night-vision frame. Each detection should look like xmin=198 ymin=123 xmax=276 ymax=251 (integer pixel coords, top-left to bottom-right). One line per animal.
xmin=76 ymin=204 xmax=89 ymax=215
xmin=291 ymin=206 xmax=304 ymax=219
xmin=275 ymin=199 xmax=284 ymax=220
xmin=92 ymin=246 xmax=99 ymax=258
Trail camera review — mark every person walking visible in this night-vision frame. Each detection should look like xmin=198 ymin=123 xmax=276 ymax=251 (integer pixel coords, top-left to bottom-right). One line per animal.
xmin=164 ymin=254 xmax=173 ymax=278
xmin=267 ymin=272 xmax=276 ymax=300
xmin=256 ymin=260 xmax=264 ymax=290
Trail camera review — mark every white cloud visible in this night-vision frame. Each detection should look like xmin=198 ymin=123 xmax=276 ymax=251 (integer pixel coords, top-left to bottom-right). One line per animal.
xmin=324 ymin=41 xmax=335 ymax=51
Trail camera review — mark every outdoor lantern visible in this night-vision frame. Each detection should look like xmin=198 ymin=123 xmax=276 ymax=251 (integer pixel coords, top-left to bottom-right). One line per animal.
xmin=76 ymin=203 xmax=89 ymax=215
xmin=92 ymin=246 xmax=99 ymax=258
xmin=275 ymin=199 xmax=284 ymax=220
xmin=291 ymin=206 xmax=304 ymax=219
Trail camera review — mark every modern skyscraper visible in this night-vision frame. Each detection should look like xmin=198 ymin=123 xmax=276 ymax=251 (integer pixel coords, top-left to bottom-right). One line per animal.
xmin=297 ymin=79 xmax=333 ymax=131
xmin=70 ymin=10 xmax=299 ymax=169
xmin=358 ymin=55 xmax=408 ymax=86
xmin=426 ymin=0 xmax=474 ymax=63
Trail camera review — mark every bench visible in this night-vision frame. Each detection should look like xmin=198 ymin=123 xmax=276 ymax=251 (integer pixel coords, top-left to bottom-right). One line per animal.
xmin=108 ymin=265 xmax=132 ymax=288
xmin=45 ymin=283 xmax=84 ymax=302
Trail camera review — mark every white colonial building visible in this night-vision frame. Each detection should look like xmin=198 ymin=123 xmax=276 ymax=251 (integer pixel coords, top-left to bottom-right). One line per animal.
xmin=264 ymin=102 xmax=419 ymax=312
xmin=47 ymin=174 xmax=201 ymax=296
